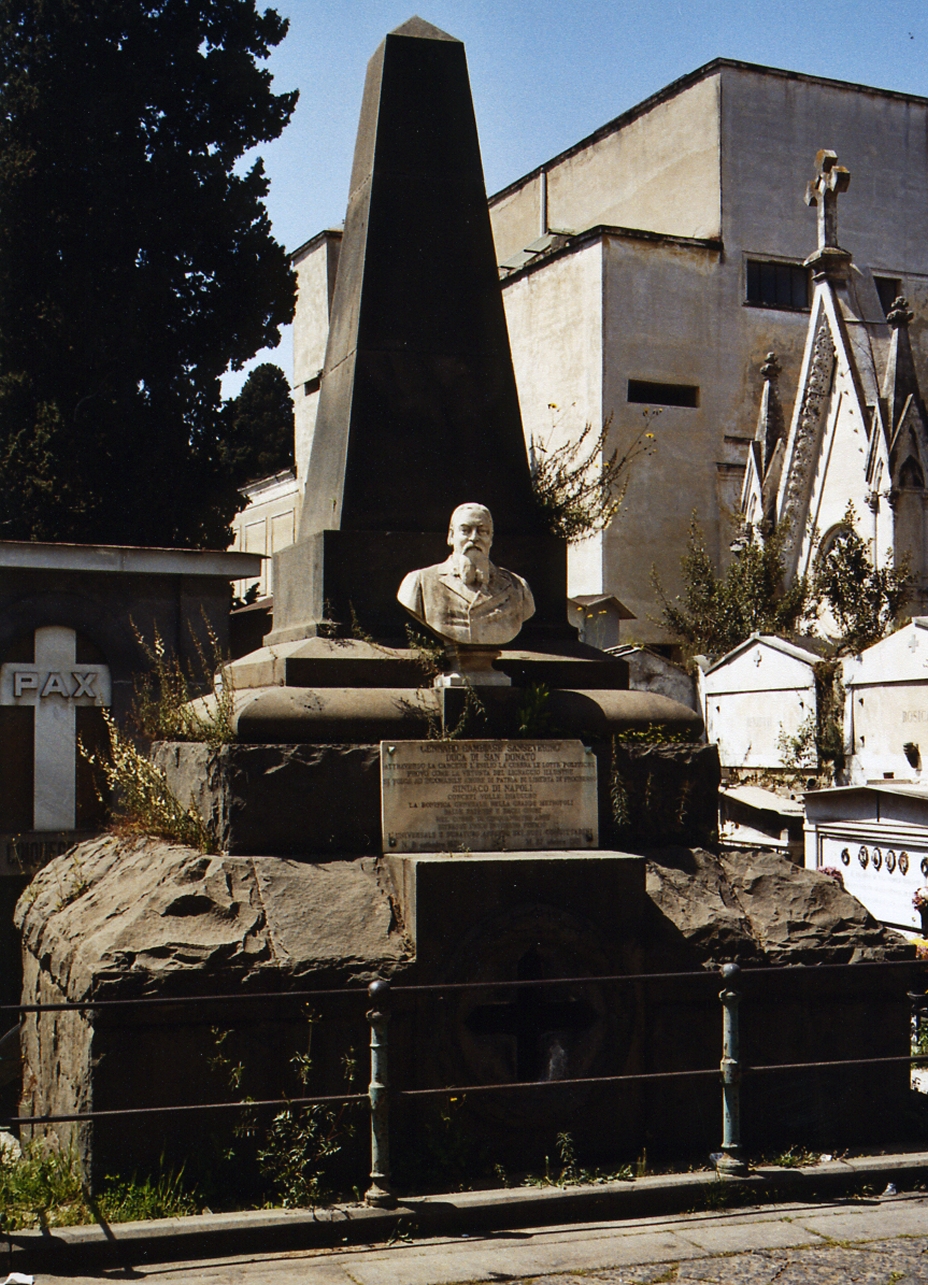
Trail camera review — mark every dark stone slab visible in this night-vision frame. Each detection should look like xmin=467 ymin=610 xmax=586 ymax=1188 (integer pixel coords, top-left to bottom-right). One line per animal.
xmin=604 ymin=742 xmax=722 ymax=850
xmin=151 ymin=742 xmax=382 ymax=856
xmin=272 ymin=529 xmax=572 ymax=645
xmin=229 ymin=687 xmax=702 ymax=745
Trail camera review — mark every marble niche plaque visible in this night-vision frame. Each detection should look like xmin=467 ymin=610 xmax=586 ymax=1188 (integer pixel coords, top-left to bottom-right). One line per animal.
xmin=381 ymin=739 xmax=598 ymax=853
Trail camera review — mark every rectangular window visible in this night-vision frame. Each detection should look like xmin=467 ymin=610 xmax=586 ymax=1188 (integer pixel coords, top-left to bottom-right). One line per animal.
xmin=874 ymin=276 xmax=902 ymax=317
xmin=745 ymin=259 xmax=809 ymax=310
xmin=627 ymin=379 xmax=699 ymax=408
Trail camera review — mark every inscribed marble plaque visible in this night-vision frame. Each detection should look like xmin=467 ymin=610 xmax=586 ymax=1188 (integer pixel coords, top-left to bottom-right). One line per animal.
xmin=381 ymin=739 xmax=598 ymax=853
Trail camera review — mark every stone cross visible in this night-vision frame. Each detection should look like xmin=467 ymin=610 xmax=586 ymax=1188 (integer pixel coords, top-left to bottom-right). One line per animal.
xmin=804 ymin=150 xmax=851 ymax=250
xmin=0 ymin=626 xmax=111 ymax=831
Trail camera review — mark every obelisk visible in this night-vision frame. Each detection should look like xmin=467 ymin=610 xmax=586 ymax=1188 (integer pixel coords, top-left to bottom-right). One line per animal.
xmin=268 ymin=16 xmax=565 ymax=645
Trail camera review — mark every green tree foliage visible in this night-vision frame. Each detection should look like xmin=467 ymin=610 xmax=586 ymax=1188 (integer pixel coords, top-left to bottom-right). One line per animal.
xmin=0 ymin=0 xmax=297 ymax=547
xmin=812 ymin=503 xmax=910 ymax=655
xmin=222 ymin=362 xmax=294 ymax=485
xmin=652 ymin=516 xmax=809 ymax=662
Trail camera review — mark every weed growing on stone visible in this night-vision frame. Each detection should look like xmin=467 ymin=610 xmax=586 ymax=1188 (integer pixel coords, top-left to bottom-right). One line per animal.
xmin=206 ymin=1011 xmax=361 ymax=1209
xmin=516 ymin=683 xmax=555 ymax=738
xmin=0 ymin=1136 xmax=84 ymax=1231
xmin=130 ymin=617 xmax=235 ymax=748
xmin=530 ymin=409 xmax=659 ymax=543
xmin=82 ymin=710 xmax=211 ymax=850
xmin=523 ymin=1132 xmax=634 ymax=1188
xmin=769 ymin=1144 xmax=822 ymax=1168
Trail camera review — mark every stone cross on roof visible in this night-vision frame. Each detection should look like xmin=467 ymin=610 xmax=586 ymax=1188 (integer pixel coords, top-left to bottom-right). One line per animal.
xmin=804 ymin=149 xmax=851 ymax=250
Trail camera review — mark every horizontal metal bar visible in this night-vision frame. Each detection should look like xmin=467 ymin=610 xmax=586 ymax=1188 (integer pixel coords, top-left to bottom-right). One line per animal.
xmin=747 ymin=1053 xmax=928 ymax=1074
xmin=14 ymin=1091 xmax=368 ymax=1126
xmin=3 ymin=957 xmax=923 ymax=1016
xmin=1 ymin=988 xmax=368 ymax=1014
xmin=398 ymin=1066 xmax=720 ymax=1097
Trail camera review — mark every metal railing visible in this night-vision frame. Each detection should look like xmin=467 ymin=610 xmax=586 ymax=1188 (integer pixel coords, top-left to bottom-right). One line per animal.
xmin=3 ymin=958 xmax=926 ymax=1208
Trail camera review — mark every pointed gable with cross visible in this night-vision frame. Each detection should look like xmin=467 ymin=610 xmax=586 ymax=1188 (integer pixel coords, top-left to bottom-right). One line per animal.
xmin=742 ymin=150 xmax=928 ymax=619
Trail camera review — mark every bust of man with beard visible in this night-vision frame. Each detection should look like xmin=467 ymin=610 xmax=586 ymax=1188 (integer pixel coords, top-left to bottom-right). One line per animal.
xmin=397 ymin=503 xmax=535 ymax=646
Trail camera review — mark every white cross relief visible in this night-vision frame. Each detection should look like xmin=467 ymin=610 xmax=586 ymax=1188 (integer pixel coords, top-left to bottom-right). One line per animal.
xmin=804 ymin=149 xmax=851 ymax=250
xmin=0 ymin=626 xmax=111 ymax=831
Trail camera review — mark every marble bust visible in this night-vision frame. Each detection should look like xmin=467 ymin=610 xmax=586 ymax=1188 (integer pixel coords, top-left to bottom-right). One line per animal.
xmin=397 ymin=503 xmax=535 ymax=646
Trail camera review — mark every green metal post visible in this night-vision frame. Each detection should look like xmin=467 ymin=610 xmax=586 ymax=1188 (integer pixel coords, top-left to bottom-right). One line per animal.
xmin=365 ymin=979 xmax=396 ymax=1207
xmin=717 ymin=962 xmax=748 ymax=1176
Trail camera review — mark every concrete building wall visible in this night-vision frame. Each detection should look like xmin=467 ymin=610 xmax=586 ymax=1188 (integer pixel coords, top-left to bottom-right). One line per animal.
xmin=490 ymin=73 xmax=722 ymax=267
xmin=600 ymin=233 xmax=727 ymax=622
xmin=502 ymin=240 xmax=604 ymax=595
xmin=229 ymin=471 xmax=300 ymax=599
xmin=292 ymin=231 xmax=341 ymax=483
xmin=721 ymin=66 xmax=928 ymax=271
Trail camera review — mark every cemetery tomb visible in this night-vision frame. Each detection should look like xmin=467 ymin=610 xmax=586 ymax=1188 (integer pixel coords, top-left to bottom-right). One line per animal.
xmin=804 ymin=782 xmax=928 ymax=933
xmin=842 ymin=617 xmax=928 ymax=786
xmin=700 ymin=634 xmax=820 ymax=771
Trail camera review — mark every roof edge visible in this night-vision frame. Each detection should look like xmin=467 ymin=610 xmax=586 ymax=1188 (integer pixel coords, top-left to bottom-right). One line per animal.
xmin=500 ymin=223 xmax=722 ymax=286
xmin=490 ymin=57 xmax=928 ymax=208
xmin=290 ymin=227 xmax=343 ymax=264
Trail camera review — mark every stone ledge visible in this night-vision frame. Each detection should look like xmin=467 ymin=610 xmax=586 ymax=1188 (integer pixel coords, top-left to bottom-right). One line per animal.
xmin=9 ymin=1149 xmax=928 ymax=1271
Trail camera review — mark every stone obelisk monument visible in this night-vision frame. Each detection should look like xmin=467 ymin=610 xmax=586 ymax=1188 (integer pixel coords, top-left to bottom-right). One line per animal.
xmin=268 ymin=16 xmax=564 ymax=646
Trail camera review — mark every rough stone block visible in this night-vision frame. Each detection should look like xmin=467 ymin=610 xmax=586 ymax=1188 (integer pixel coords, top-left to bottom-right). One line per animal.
xmin=605 ymin=742 xmax=721 ymax=849
xmin=152 ymin=742 xmax=382 ymax=856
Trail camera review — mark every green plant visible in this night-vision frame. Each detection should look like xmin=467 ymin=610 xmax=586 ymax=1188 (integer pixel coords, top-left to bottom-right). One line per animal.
xmin=775 ymin=661 xmax=845 ymax=786
xmin=653 ymin=515 xmax=809 ymax=663
xmin=613 ymin=722 xmax=697 ymax=744
xmin=770 ymin=1145 xmax=821 ymax=1168
xmin=254 ymin=1010 xmax=358 ymax=1207
xmin=130 ymin=618 xmax=235 ymax=748
xmin=523 ymin=1133 xmax=634 ymax=1188
xmin=516 ymin=683 xmax=554 ymax=738
xmin=404 ymin=624 xmax=444 ymax=681
xmin=0 ymin=1137 xmax=200 ymax=1232
xmin=0 ymin=1137 xmax=85 ymax=1232
xmin=812 ymin=503 xmax=910 ymax=654
xmin=81 ymin=709 xmax=211 ymax=850
xmin=95 ymin=1165 xmax=198 ymax=1222
xmin=530 ymin=410 xmax=658 ymax=543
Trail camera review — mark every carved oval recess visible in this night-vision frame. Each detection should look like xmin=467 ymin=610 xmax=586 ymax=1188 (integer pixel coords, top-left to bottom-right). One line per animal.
xmin=900 ymin=851 xmax=910 ymax=876
xmin=858 ymin=846 xmax=869 ymax=868
xmin=840 ymin=847 xmax=850 ymax=866
xmin=872 ymin=847 xmax=883 ymax=871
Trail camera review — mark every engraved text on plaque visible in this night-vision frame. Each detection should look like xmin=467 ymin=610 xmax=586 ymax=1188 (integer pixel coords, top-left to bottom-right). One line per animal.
xmin=381 ymin=739 xmax=598 ymax=853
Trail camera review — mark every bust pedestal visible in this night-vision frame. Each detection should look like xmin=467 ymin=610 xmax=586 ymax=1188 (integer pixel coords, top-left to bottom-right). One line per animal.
xmin=433 ymin=644 xmax=511 ymax=688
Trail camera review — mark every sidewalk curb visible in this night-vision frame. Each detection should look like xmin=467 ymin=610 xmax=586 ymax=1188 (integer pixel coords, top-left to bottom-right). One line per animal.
xmin=7 ymin=1150 xmax=928 ymax=1271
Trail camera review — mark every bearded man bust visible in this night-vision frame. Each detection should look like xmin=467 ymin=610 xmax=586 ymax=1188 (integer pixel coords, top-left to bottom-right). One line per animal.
xmin=397 ymin=503 xmax=535 ymax=646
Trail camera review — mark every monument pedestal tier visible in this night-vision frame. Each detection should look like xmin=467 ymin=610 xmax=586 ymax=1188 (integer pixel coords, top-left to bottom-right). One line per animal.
xmin=266 ymin=529 xmax=573 ymax=647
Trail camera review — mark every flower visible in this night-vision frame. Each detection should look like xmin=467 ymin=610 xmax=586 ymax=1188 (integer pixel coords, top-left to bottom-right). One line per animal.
xmin=913 ymin=887 xmax=928 ymax=911
xmin=820 ymin=866 xmax=845 ymax=887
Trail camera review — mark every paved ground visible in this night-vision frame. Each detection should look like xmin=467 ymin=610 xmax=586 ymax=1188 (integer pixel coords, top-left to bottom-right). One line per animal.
xmin=27 ymin=1191 xmax=928 ymax=1284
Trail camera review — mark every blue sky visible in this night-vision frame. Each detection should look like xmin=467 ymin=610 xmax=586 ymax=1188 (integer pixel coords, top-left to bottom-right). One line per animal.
xmin=225 ymin=0 xmax=928 ymax=393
